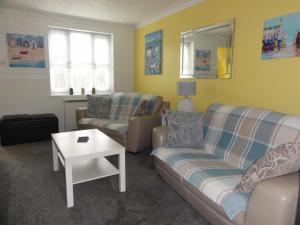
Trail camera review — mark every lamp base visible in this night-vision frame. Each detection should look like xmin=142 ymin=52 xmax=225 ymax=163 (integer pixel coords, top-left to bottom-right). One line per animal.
xmin=177 ymin=97 xmax=195 ymax=112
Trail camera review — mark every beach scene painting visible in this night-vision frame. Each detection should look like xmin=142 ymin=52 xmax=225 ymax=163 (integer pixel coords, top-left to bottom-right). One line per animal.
xmin=7 ymin=33 xmax=46 ymax=68
xmin=194 ymin=50 xmax=211 ymax=71
xmin=262 ymin=11 xmax=300 ymax=60
xmin=144 ymin=30 xmax=162 ymax=74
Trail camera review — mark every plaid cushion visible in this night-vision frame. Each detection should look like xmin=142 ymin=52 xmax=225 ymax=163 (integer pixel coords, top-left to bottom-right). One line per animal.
xmin=152 ymin=147 xmax=249 ymax=221
xmin=203 ymin=104 xmax=300 ymax=169
xmin=109 ymin=93 xmax=158 ymax=121
xmin=78 ymin=118 xmax=128 ymax=134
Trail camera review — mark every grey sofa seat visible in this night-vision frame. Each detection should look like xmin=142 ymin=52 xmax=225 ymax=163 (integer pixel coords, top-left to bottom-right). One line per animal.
xmin=78 ymin=118 xmax=129 ymax=135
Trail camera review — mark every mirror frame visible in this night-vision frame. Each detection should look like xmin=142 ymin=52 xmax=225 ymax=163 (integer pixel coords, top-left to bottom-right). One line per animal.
xmin=180 ymin=20 xmax=235 ymax=79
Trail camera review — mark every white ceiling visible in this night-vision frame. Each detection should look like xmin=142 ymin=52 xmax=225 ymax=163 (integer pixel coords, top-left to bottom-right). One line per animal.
xmin=1 ymin=0 xmax=204 ymax=27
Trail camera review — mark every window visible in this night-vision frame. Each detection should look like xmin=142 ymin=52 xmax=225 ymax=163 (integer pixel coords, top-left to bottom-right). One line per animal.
xmin=180 ymin=40 xmax=194 ymax=77
xmin=48 ymin=27 xmax=113 ymax=95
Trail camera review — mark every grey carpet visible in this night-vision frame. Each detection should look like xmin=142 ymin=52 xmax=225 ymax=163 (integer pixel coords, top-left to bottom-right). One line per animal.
xmin=0 ymin=141 xmax=210 ymax=225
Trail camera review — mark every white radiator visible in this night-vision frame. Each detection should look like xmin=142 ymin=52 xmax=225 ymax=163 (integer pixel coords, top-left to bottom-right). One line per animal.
xmin=63 ymin=99 xmax=87 ymax=131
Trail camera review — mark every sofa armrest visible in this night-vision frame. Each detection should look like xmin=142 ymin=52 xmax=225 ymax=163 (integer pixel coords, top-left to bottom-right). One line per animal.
xmin=76 ymin=107 xmax=87 ymax=123
xmin=127 ymin=115 xmax=161 ymax=153
xmin=245 ymin=172 xmax=299 ymax=225
xmin=152 ymin=126 xmax=168 ymax=149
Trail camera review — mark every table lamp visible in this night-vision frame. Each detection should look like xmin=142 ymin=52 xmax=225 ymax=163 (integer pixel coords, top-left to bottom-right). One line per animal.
xmin=176 ymin=81 xmax=196 ymax=112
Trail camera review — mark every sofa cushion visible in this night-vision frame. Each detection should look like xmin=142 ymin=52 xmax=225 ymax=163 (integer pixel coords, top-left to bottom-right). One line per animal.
xmin=78 ymin=118 xmax=128 ymax=135
xmin=154 ymin=157 xmax=247 ymax=224
xmin=152 ymin=147 xmax=249 ymax=221
xmin=165 ymin=110 xmax=204 ymax=148
xmin=131 ymin=100 xmax=148 ymax=117
xmin=87 ymin=95 xmax=111 ymax=119
xmin=203 ymin=103 xmax=300 ymax=169
xmin=109 ymin=93 xmax=159 ymax=121
xmin=234 ymin=142 xmax=300 ymax=193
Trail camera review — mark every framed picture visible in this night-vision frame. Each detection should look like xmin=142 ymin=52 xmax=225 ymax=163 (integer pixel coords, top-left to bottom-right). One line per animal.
xmin=194 ymin=49 xmax=211 ymax=72
xmin=6 ymin=33 xmax=46 ymax=68
xmin=144 ymin=30 xmax=162 ymax=74
xmin=262 ymin=11 xmax=300 ymax=60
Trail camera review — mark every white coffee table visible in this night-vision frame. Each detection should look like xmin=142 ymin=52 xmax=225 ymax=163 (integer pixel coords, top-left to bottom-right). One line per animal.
xmin=51 ymin=129 xmax=126 ymax=208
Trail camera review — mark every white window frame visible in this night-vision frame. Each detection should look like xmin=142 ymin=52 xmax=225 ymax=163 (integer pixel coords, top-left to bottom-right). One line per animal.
xmin=48 ymin=27 xmax=114 ymax=96
xmin=180 ymin=40 xmax=194 ymax=78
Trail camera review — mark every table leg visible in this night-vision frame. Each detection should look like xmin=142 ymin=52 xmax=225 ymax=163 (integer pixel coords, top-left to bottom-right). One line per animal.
xmin=52 ymin=140 xmax=59 ymax=171
xmin=119 ymin=151 xmax=126 ymax=192
xmin=65 ymin=161 xmax=74 ymax=208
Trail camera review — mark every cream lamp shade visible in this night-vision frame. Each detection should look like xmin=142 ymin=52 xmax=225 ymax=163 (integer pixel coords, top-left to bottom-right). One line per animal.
xmin=176 ymin=81 xmax=196 ymax=112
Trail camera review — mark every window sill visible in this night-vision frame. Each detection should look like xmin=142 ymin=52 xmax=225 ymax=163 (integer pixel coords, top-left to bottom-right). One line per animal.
xmin=51 ymin=93 xmax=87 ymax=98
xmin=50 ymin=91 xmax=112 ymax=98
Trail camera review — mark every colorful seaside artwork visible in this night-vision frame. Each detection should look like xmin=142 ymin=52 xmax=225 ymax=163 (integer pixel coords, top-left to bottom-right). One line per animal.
xmin=194 ymin=50 xmax=211 ymax=72
xmin=144 ymin=30 xmax=162 ymax=74
xmin=6 ymin=33 xmax=46 ymax=68
xmin=262 ymin=11 xmax=300 ymax=60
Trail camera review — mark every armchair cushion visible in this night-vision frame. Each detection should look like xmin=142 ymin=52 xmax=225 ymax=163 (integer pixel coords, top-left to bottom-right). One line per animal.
xmin=87 ymin=95 xmax=111 ymax=119
xmin=165 ymin=110 xmax=204 ymax=148
xmin=234 ymin=142 xmax=300 ymax=193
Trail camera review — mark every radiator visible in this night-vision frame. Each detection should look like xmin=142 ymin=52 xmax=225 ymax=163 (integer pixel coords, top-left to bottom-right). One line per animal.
xmin=63 ymin=99 xmax=87 ymax=131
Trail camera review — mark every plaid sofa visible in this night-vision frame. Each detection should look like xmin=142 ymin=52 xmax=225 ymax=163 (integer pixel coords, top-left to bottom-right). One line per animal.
xmin=152 ymin=103 xmax=300 ymax=225
xmin=76 ymin=93 xmax=166 ymax=153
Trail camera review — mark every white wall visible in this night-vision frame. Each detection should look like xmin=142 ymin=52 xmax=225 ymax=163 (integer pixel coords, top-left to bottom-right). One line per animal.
xmin=0 ymin=7 xmax=135 ymax=131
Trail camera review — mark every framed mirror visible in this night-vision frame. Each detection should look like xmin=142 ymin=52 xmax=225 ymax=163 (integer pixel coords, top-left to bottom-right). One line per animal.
xmin=180 ymin=20 xmax=235 ymax=79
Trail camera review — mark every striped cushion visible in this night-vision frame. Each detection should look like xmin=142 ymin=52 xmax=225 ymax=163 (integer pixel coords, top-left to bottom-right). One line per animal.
xmin=109 ymin=93 xmax=158 ymax=121
xmin=78 ymin=118 xmax=128 ymax=135
xmin=203 ymin=104 xmax=300 ymax=169
xmin=152 ymin=147 xmax=249 ymax=221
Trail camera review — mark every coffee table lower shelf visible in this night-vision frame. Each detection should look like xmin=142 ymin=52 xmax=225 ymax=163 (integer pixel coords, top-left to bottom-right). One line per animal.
xmin=72 ymin=157 xmax=119 ymax=184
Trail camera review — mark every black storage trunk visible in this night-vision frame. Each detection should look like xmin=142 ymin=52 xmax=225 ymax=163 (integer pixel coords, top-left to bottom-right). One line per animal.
xmin=0 ymin=114 xmax=58 ymax=146
xmin=0 ymin=114 xmax=31 ymax=146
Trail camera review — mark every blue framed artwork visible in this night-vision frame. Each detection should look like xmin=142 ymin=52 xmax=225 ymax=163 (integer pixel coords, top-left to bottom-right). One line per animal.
xmin=262 ymin=11 xmax=300 ymax=60
xmin=144 ymin=30 xmax=162 ymax=74
xmin=6 ymin=33 xmax=46 ymax=68
xmin=195 ymin=50 xmax=211 ymax=71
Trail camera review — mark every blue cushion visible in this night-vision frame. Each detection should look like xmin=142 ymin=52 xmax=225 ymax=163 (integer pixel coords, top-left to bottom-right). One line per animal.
xmin=166 ymin=110 xmax=204 ymax=148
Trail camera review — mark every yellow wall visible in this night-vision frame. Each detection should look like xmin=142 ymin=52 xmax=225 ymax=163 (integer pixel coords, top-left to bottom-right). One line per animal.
xmin=135 ymin=0 xmax=300 ymax=115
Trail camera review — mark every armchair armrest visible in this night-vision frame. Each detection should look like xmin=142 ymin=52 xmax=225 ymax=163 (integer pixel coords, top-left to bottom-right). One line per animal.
xmin=152 ymin=126 xmax=168 ymax=149
xmin=127 ymin=115 xmax=161 ymax=153
xmin=245 ymin=172 xmax=299 ymax=225
xmin=76 ymin=107 xmax=87 ymax=123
